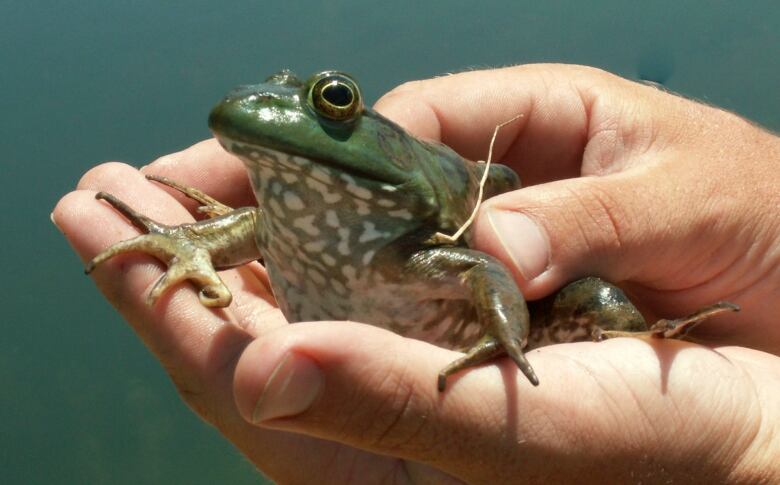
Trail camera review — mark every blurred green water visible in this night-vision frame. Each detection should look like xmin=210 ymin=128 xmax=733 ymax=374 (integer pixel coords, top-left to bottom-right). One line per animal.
xmin=1 ymin=1 xmax=777 ymax=483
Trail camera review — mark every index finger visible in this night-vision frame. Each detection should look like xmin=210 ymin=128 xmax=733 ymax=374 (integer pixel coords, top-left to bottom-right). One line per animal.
xmin=142 ymin=138 xmax=257 ymax=209
xmin=374 ymin=64 xmax=648 ymax=185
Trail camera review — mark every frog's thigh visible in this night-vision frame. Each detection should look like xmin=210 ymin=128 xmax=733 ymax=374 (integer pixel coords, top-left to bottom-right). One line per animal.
xmin=544 ymin=278 xmax=740 ymax=342
xmin=547 ymin=277 xmax=647 ymax=335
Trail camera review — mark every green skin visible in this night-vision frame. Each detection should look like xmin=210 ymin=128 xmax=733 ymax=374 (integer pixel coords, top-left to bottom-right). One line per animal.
xmin=86 ymin=70 xmax=738 ymax=391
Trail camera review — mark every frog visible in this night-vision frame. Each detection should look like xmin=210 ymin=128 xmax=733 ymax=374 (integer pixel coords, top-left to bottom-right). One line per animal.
xmin=86 ymin=70 xmax=739 ymax=391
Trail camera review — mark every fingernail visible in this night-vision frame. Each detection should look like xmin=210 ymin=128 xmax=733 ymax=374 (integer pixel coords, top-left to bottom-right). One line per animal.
xmin=252 ymin=352 xmax=323 ymax=423
xmin=50 ymin=212 xmax=63 ymax=233
xmin=485 ymin=209 xmax=549 ymax=280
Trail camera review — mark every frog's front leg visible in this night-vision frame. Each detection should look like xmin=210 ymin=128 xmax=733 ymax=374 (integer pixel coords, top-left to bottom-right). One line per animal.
xmin=407 ymin=247 xmax=539 ymax=391
xmin=85 ymin=180 xmax=263 ymax=307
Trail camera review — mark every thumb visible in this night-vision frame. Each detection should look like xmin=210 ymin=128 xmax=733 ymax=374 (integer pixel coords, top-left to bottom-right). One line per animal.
xmin=472 ymin=165 xmax=744 ymax=307
xmin=231 ymin=321 xmax=774 ymax=482
xmin=232 ymin=321 xmax=546 ymax=481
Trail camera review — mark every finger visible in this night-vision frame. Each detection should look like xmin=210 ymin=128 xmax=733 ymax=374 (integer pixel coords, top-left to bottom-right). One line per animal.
xmin=142 ymin=138 xmax=257 ymax=209
xmin=471 ymin=166 xmax=750 ymax=305
xmin=233 ymin=322 xmax=776 ymax=483
xmin=374 ymin=64 xmax=651 ymax=186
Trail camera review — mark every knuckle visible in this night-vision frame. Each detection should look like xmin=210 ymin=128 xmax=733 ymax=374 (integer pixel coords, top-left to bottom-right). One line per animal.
xmin=385 ymin=79 xmax=426 ymax=98
xmin=375 ymin=80 xmax=426 ymax=108
xmin=339 ymin=359 xmax=437 ymax=455
xmin=147 ymin=328 xmax=251 ymax=433
xmin=78 ymin=161 xmax=139 ymax=190
xmin=557 ymin=63 xmax=624 ymax=88
xmin=566 ymin=180 xmax=627 ymax=256
xmin=53 ymin=190 xmax=92 ymax=221
xmin=166 ymin=364 xmax=213 ymax=417
xmin=166 ymin=362 xmax=230 ymax=434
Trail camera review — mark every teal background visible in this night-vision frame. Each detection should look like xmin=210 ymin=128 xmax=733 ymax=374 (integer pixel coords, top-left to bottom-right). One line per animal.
xmin=2 ymin=1 xmax=778 ymax=483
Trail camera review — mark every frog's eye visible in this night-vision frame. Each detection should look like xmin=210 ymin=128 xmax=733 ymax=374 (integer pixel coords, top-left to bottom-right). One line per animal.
xmin=309 ymin=73 xmax=363 ymax=121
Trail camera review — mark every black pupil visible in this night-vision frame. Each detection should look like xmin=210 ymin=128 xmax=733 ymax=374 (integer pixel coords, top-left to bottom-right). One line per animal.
xmin=322 ymin=82 xmax=353 ymax=107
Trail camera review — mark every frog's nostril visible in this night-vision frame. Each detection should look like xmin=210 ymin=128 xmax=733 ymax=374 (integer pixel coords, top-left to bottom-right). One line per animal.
xmin=265 ymin=70 xmax=302 ymax=86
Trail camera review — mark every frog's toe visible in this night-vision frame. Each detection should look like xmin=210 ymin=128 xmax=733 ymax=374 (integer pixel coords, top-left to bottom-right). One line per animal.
xmin=437 ymin=337 xmax=498 ymax=391
xmin=145 ymin=174 xmax=233 ymax=218
xmin=85 ymin=234 xmax=165 ymax=274
xmin=146 ymin=247 xmax=231 ymax=307
xmin=502 ymin=336 xmax=539 ymax=386
xmin=93 ymin=191 xmax=165 ymax=234
xmin=648 ymin=301 xmax=740 ymax=338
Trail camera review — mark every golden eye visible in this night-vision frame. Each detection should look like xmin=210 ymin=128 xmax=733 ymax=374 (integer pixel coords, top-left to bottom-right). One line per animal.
xmin=309 ymin=73 xmax=363 ymax=121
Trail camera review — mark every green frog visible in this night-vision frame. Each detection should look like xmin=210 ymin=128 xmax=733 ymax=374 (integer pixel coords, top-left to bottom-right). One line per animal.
xmin=86 ymin=70 xmax=738 ymax=390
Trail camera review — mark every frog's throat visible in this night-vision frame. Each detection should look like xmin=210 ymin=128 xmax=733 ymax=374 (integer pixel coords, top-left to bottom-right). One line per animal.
xmin=220 ymin=139 xmax=406 ymax=191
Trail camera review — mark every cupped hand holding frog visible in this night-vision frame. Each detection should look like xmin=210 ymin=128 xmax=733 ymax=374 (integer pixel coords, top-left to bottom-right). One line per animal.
xmin=54 ymin=64 xmax=780 ymax=483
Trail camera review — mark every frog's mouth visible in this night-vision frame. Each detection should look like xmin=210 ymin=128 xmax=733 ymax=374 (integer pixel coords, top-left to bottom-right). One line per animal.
xmin=214 ymin=134 xmax=410 ymax=194
xmin=222 ymin=139 xmax=316 ymax=174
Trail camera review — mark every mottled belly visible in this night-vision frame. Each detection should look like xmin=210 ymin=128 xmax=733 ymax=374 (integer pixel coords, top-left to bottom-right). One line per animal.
xmin=265 ymin=258 xmax=486 ymax=350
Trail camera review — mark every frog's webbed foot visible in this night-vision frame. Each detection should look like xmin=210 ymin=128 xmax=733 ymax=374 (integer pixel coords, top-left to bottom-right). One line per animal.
xmin=86 ymin=188 xmax=261 ymax=308
xmin=146 ymin=174 xmax=233 ymax=218
xmin=438 ymin=333 xmax=537 ymax=392
xmin=594 ymin=301 xmax=740 ymax=341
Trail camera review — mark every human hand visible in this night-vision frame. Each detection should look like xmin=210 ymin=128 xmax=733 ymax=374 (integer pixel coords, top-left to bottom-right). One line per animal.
xmin=53 ymin=64 xmax=780 ymax=483
xmin=378 ymin=64 xmax=780 ymax=353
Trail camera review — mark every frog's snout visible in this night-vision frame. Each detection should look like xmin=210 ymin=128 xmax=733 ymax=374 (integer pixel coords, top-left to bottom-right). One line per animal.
xmin=208 ymin=92 xmax=248 ymax=137
xmin=207 ymin=98 xmax=231 ymax=133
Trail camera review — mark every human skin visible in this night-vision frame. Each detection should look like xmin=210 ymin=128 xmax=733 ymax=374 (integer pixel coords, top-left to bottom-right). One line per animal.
xmin=53 ymin=64 xmax=780 ymax=483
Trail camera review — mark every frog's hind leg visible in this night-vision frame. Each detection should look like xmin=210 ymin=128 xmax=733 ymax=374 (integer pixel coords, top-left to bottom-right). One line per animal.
xmin=146 ymin=174 xmax=233 ymax=218
xmin=597 ymin=301 xmax=740 ymax=341
xmin=543 ymin=277 xmax=741 ymax=343
xmin=533 ymin=277 xmax=647 ymax=346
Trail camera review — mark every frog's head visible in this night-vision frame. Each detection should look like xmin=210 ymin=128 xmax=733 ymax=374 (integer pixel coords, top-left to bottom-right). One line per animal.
xmin=209 ymin=70 xmax=423 ymax=190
